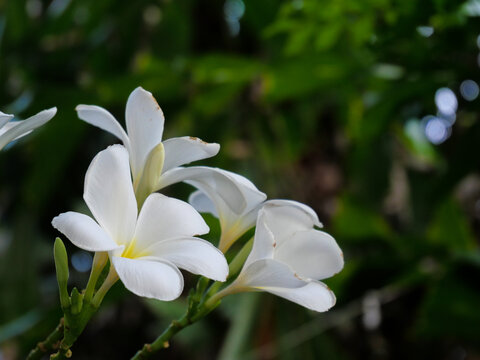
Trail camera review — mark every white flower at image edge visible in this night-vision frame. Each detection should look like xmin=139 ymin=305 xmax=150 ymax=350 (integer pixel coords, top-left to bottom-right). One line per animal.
xmin=52 ymin=145 xmax=228 ymax=301
xmin=229 ymin=202 xmax=344 ymax=312
xmin=0 ymin=108 xmax=57 ymax=150
xmin=75 ymin=87 xmax=260 ymax=213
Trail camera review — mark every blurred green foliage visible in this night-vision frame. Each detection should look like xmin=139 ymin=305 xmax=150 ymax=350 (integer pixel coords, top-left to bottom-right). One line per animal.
xmin=1 ymin=0 xmax=480 ymax=359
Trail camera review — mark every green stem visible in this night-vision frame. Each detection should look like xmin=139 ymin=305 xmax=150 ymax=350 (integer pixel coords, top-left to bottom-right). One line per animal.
xmin=49 ymin=300 xmax=99 ymax=360
xmin=228 ymin=237 xmax=253 ymax=278
xmin=204 ymin=283 xmax=246 ymax=310
xmin=50 ymin=345 xmax=72 ymax=359
xmin=26 ymin=318 xmax=64 ymax=360
xmin=131 ymin=313 xmax=190 ymax=360
xmin=84 ymin=252 xmax=108 ymax=302
xmin=205 ymin=281 xmax=223 ymax=299
xmin=92 ymin=266 xmax=118 ymax=307
xmin=131 ymin=276 xmax=220 ymax=359
xmin=50 ymin=266 xmax=118 ymax=359
xmin=130 ymin=237 xmax=255 ymax=359
xmin=199 ymin=239 xmax=253 ymax=305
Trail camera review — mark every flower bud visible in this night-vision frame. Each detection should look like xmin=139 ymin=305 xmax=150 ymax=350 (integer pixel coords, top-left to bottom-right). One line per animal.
xmin=134 ymin=142 xmax=165 ymax=208
xmin=54 ymin=237 xmax=70 ymax=309
xmin=70 ymin=287 xmax=83 ymax=314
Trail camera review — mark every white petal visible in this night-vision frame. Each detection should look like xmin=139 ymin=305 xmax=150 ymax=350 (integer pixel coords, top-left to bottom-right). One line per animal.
xmin=221 ymin=170 xmax=263 ymax=199
xmin=84 ymin=145 xmax=137 ymax=245
xmin=125 ymin=87 xmax=165 ymax=182
xmin=0 ymin=108 xmax=56 ymax=150
xmin=160 ymin=166 xmax=266 ymax=216
xmin=142 ymin=237 xmax=228 ymax=281
xmin=263 ymin=281 xmax=336 ymax=312
xmin=134 ymin=193 xmax=209 ymax=250
xmin=0 ymin=121 xmax=22 ymax=137
xmin=261 ymin=201 xmax=320 ymax=247
xmin=264 ymin=199 xmax=322 ymax=227
xmin=244 ymin=208 xmax=275 ymax=268
xmin=188 ymin=190 xmax=218 ymax=217
xmin=75 ymin=105 xmax=130 ymax=149
xmin=274 ymin=229 xmax=344 ymax=280
xmin=226 ymin=205 xmax=261 ymax=239
xmin=183 ymin=169 xmax=266 ymax=251
xmin=162 ymin=136 xmax=220 ymax=173
xmin=160 ymin=167 xmax=245 ymax=213
xmin=0 ymin=111 xmax=14 ymax=129
xmin=238 ymin=258 xmax=305 ymax=289
xmin=189 ymin=189 xmax=261 ymax=251
xmin=52 ymin=212 xmax=121 ymax=252
xmin=112 ymin=257 xmax=183 ymax=301
xmin=188 ymin=169 xmax=265 ymax=220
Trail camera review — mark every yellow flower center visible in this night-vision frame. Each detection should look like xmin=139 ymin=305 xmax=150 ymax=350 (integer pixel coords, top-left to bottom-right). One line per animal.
xmin=121 ymin=238 xmax=150 ymax=259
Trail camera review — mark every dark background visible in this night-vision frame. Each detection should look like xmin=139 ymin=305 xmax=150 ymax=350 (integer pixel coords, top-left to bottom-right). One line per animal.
xmin=1 ymin=0 xmax=480 ymax=359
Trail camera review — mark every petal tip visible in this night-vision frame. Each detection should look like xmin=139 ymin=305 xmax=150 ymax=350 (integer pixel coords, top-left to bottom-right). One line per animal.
xmin=0 ymin=111 xmax=14 ymax=119
xmin=46 ymin=107 xmax=58 ymax=116
xmin=51 ymin=214 xmax=62 ymax=229
xmin=129 ymin=86 xmax=159 ymax=106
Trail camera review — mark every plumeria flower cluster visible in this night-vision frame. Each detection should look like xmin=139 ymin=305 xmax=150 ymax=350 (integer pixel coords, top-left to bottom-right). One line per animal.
xmin=25 ymin=87 xmax=343 ymax=359
xmin=53 ymin=85 xmax=344 ymax=307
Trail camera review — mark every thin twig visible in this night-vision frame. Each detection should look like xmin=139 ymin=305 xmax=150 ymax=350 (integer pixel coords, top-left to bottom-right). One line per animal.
xmin=26 ymin=318 xmax=64 ymax=360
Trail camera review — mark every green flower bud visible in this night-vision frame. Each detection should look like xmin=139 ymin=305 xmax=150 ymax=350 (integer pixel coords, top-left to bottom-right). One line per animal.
xmin=54 ymin=237 xmax=70 ymax=310
xmin=70 ymin=287 xmax=83 ymax=315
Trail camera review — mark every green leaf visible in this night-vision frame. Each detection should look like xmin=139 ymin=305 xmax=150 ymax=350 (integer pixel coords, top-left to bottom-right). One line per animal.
xmin=427 ymin=198 xmax=476 ymax=252
xmin=333 ymin=197 xmax=392 ymax=240
xmin=416 ymin=274 xmax=480 ymax=341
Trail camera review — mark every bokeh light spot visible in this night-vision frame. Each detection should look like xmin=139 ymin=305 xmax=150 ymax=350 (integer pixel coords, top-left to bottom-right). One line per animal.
xmin=435 ymin=87 xmax=457 ymax=116
xmin=424 ymin=116 xmax=451 ymax=144
xmin=416 ymin=26 xmax=434 ymax=37
xmin=143 ymin=6 xmax=162 ymax=26
xmin=292 ymin=0 xmax=304 ymax=10
xmin=71 ymin=251 xmax=93 ymax=273
xmin=460 ymin=79 xmax=479 ymax=101
xmin=362 ymin=292 xmax=382 ymax=330
xmin=224 ymin=0 xmax=245 ymax=37
xmin=47 ymin=0 xmax=72 ymax=17
xmin=224 ymin=0 xmax=245 ymax=20
xmin=26 ymin=0 xmax=42 ymax=18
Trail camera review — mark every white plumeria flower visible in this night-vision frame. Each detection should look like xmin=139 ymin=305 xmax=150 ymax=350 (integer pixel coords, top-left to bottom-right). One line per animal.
xmin=188 ymin=170 xmax=267 ymax=252
xmin=0 ymin=108 xmax=56 ymax=150
xmin=75 ymin=87 xmax=254 ymax=212
xmin=52 ymin=145 xmax=228 ymax=301
xmin=224 ymin=202 xmax=344 ymax=312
